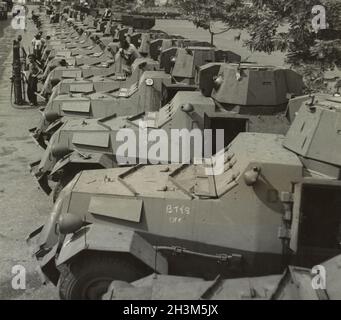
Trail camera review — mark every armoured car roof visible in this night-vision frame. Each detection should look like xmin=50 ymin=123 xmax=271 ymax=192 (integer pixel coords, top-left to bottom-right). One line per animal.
xmin=72 ymin=133 xmax=302 ymax=199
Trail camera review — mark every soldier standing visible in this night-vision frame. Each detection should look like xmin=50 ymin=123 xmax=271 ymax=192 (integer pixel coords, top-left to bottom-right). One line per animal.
xmin=31 ymin=34 xmax=43 ymax=61
xmin=26 ymin=54 xmax=41 ymax=106
xmin=17 ymin=35 xmax=27 ymax=69
xmin=102 ymin=8 xmax=112 ymax=21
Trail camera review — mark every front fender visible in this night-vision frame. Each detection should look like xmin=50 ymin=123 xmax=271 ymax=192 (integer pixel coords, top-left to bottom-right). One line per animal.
xmin=29 ymin=112 xmax=50 ymax=149
xmin=45 ymin=118 xmax=64 ymax=136
xmin=30 ymin=136 xmax=59 ymax=194
xmin=29 ymin=160 xmax=52 ymax=195
xmin=56 ymin=224 xmax=168 ymax=275
xmin=50 ymin=152 xmax=113 ymax=177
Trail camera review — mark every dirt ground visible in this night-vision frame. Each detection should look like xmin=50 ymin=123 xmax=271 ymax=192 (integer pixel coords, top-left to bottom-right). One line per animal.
xmin=0 ymin=15 xmax=57 ymax=300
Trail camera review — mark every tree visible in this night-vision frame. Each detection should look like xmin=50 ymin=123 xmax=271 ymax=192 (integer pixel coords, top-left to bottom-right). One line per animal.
xmin=175 ymin=0 xmax=246 ymax=45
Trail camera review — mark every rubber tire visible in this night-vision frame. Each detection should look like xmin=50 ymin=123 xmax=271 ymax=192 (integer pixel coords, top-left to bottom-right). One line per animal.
xmin=58 ymin=253 xmax=145 ymax=300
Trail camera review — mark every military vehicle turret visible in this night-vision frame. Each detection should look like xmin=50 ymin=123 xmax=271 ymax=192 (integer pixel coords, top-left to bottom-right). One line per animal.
xmin=27 ymin=94 xmax=341 ymax=299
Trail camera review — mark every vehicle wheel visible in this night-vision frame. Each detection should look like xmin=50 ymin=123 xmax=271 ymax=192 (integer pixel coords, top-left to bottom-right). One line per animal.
xmin=58 ymin=253 xmax=144 ymax=300
xmin=52 ymin=173 xmax=75 ymax=203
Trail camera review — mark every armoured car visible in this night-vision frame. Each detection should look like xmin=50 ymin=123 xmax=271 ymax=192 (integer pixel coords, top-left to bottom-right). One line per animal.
xmin=32 ymin=69 xmax=171 ymax=148
xmin=30 ymin=64 xmax=303 ymax=200
xmin=27 ymin=94 xmax=341 ymax=299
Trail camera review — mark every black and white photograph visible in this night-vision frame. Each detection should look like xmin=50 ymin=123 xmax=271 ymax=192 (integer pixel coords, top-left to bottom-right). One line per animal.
xmin=0 ymin=0 xmax=340 ymax=306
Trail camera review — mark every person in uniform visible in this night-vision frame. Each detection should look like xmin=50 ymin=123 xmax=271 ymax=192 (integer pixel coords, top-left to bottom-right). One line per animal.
xmin=119 ymin=38 xmax=140 ymax=66
xmin=17 ymin=35 xmax=27 ymax=69
xmin=115 ymin=38 xmax=141 ymax=75
xmin=107 ymin=39 xmax=120 ymax=58
xmin=102 ymin=8 xmax=112 ymax=21
xmin=39 ymin=59 xmax=68 ymax=100
xmin=103 ymin=40 xmax=119 ymax=67
xmin=38 ymin=31 xmax=46 ymax=49
xmin=26 ymin=54 xmax=41 ymax=106
xmin=31 ymin=34 xmax=43 ymax=62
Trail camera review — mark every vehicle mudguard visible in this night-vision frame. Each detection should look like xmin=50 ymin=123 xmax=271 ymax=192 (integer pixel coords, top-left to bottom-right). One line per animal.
xmin=45 ymin=118 xmax=64 ymax=135
xmin=37 ymin=242 xmax=60 ymax=285
xmin=27 ymin=225 xmax=60 ymax=285
xmin=50 ymin=152 xmax=113 ymax=177
xmin=29 ymin=160 xmax=52 ymax=195
xmin=56 ymin=224 xmax=168 ymax=274
xmin=49 ymin=156 xmax=72 ymax=177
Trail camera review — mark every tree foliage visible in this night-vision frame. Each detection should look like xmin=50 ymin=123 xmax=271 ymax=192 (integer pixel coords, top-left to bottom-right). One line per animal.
xmin=232 ymin=0 xmax=341 ymax=69
xmin=174 ymin=0 xmax=247 ymax=44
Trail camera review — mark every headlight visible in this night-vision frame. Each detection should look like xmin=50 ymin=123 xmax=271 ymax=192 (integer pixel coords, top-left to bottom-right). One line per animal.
xmin=213 ymin=75 xmax=224 ymax=89
xmin=244 ymin=167 xmax=261 ymax=186
xmin=37 ymin=198 xmax=63 ymax=248
xmin=44 ymin=111 xmax=60 ymax=122
xmin=181 ymin=103 xmax=194 ymax=113
xmin=51 ymin=145 xmax=70 ymax=159
xmin=50 ymin=78 xmax=61 ymax=88
xmin=145 ymin=78 xmax=154 ymax=86
xmin=58 ymin=214 xmax=84 ymax=235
